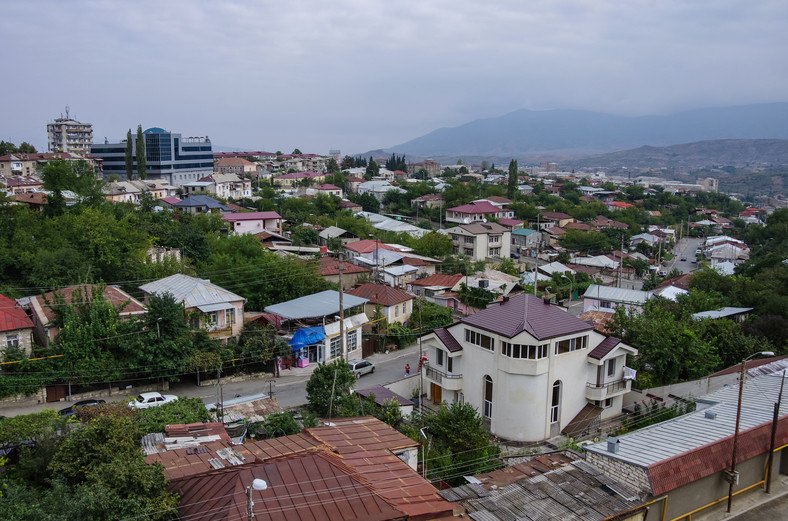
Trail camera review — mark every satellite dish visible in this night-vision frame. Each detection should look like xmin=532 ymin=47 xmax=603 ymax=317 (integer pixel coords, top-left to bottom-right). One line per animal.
xmin=463 ymin=217 xmax=471 ymax=224
xmin=482 ymin=218 xmax=487 ymax=223
xmin=252 ymin=478 xmax=268 ymax=491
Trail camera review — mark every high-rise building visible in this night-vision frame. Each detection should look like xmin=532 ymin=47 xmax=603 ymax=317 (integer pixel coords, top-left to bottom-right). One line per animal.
xmin=47 ymin=107 xmax=93 ymax=154
xmin=91 ymin=127 xmax=213 ymax=186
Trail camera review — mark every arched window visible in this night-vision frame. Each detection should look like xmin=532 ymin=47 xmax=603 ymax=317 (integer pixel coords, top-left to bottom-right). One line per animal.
xmin=550 ymin=380 xmax=562 ymax=424
xmin=483 ymin=375 xmax=493 ymax=420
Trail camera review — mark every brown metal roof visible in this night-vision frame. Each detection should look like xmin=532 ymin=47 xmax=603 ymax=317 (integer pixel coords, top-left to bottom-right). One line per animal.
xmin=461 ymin=293 xmax=593 ymax=340
xmin=32 ymin=284 xmax=145 ymax=324
xmin=408 ymin=273 xmax=463 ymax=289
xmin=169 ymin=450 xmax=405 ymax=521
xmin=433 ymin=327 xmax=463 ymax=353
xmin=346 ymin=283 xmax=413 ymax=306
xmin=306 ymin=416 xmax=419 ymax=455
xmin=588 ymin=336 xmax=621 ymax=360
xmin=319 ymin=256 xmax=370 ymax=276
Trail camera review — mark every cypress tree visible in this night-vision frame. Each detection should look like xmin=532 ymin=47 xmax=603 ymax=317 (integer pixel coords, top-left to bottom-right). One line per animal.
xmin=125 ymin=129 xmax=133 ymax=180
xmin=507 ymin=159 xmax=518 ymax=199
xmin=135 ymin=125 xmax=146 ymax=180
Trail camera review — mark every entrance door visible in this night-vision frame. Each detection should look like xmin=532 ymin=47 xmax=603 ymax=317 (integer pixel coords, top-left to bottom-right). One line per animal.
xmin=430 ymin=383 xmax=442 ymax=404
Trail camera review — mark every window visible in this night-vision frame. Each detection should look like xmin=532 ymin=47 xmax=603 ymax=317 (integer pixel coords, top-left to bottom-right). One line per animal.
xmin=464 ymin=248 xmax=473 ymax=256
xmin=395 ymin=305 xmax=399 ymax=318
xmin=465 ymin=329 xmax=494 ymax=351
xmin=346 ymin=331 xmax=357 ymax=352
xmin=483 ymin=376 xmax=493 ymax=420
xmin=600 ymin=301 xmax=613 ymax=309
xmin=208 ymin=312 xmax=218 ymax=328
xmin=551 ymin=380 xmax=561 ymax=423
xmin=605 ymin=398 xmax=613 ymax=408
xmin=189 ymin=316 xmax=201 ymax=329
xmin=402 ymin=302 xmax=407 ymax=314
xmin=436 ymin=349 xmax=444 ymax=366
xmin=607 ymin=358 xmax=616 ymax=377
xmin=490 ymin=235 xmax=500 ymax=243
xmin=555 ymin=335 xmax=588 ymax=354
xmin=501 ymin=341 xmax=549 ymax=359
xmin=330 ymin=335 xmax=342 ymax=358
xmin=226 ymin=308 xmax=236 ymax=325
xmin=489 ymin=248 xmax=500 ymax=256
xmin=464 ymin=237 xmax=474 ymax=244
xmin=6 ymin=335 xmax=19 ymax=348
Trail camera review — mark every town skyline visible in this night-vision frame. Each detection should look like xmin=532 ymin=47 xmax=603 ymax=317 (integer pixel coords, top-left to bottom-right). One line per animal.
xmin=2 ymin=1 xmax=787 ymax=154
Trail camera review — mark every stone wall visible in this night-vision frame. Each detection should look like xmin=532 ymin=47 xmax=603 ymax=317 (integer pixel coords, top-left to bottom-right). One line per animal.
xmin=586 ymin=451 xmax=652 ymax=494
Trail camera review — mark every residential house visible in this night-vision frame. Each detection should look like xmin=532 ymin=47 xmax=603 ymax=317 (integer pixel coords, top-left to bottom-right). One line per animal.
xmin=318 ymin=255 xmax=370 ymax=287
xmin=582 ymin=284 xmax=651 ymax=314
xmin=151 ymin=416 xmax=453 ymax=521
xmin=346 ymin=283 xmax=414 ymax=325
xmin=585 ymin=370 xmax=788 ymax=521
xmin=380 ymin=265 xmax=420 ymax=288
xmin=338 ymin=198 xmax=362 ymax=213
xmin=0 ymin=152 xmax=102 ymax=178
xmin=420 ymin=293 xmax=637 ymax=441
xmin=352 ymin=248 xmax=440 ymax=281
xmin=0 ymin=294 xmax=35 ymax=357
xmin=1 ymin=174 xmax=43 ymax=194
xmin=214 ymin=156 xmax=259 ymax=177
xmin=446 ymin=222 xmax=511 ymax=261
xmin=539 ymin=211 xmax=575 ymax=229
xmin=629 ymin=232 xmax=661 ymax=248
xmin=28 ymin=285 xmax=145 ymax=346
xmin=317 ymin=226 xmax=357 ymax=247
xmin=407 ymin=273 xmax=464 ymax=300
xmin=411 ymin=193 xmax=444 ymax=210
xmin=212 ymin=173 xmax=252 ymax=199
xmin=264 ymin=290 xmax=368 ymax=364
xmin=541 ymin=226 xmax=565 ymax=248
xmin=221 ymin=211 xmax=283 ymax=235
xmin=272 ymin=171 xmax=324 ymax=188
xmin=407 ymin=159 xmax=441 ymax=178
xmin=13 ymin=191 xmax=47 ymax=211
xmin=591 ymin=215 xmax=629 ymax=230
xmin=308 ymin=183 xmax=343 ymax=198
xmin=139 ymin=274 xmax=244 ymax=343
xmin=511 ymin=227 xmax=540 ymax=256
xmin=357 ymin=180 xmax=404 ymax=202
xmin=445 ymin=200 xmax=514 ymax=224
xmin=173 ymin=195 xmax=231 ymax=214
xmin=606 ymin=200 xmax=636 ymax=211
xmin=345 ymin=175 xmax=365 ymax=194
xmin=357 ymin=211 xmax=427 ymax=237
xmin=343 ymin=239 xmax=403 ymax=260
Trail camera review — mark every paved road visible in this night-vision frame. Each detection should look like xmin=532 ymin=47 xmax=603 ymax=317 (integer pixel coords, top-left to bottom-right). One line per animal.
xmin=665 ymin=236 xmax=703 ymax=275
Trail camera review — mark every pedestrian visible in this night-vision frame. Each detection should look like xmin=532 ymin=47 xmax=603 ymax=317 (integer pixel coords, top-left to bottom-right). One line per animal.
xmin=405 ymin=363 xmax=410 ymax=376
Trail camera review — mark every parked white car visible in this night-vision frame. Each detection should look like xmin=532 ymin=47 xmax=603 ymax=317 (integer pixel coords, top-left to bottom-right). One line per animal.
xmin=128 ymin=392 xmax=178 ymax=409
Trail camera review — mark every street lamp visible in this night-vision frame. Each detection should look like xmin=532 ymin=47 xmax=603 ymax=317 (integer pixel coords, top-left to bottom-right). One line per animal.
xmin=246 ymin=478 xmax=268 ymax=521
xmin=726 ymin=351 xmax=775 ymax=513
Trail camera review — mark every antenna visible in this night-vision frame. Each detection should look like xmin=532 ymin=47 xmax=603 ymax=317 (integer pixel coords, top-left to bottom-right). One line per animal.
xmin=65 ymin=105 xmax=70 ymax=119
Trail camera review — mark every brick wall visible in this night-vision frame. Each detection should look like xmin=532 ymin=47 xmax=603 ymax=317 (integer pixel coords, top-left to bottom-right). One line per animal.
xmin=586 ymin=451 xmax=652 ymax=494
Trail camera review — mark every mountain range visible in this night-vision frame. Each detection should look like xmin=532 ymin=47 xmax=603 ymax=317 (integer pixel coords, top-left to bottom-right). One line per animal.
xmin=372 ymin=103 xmax=788 ymax=162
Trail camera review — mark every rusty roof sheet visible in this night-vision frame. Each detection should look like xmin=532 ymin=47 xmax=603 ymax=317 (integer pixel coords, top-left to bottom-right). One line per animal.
xmin=306 ymin=416 xmax=419 ymax=455
xmin=346 ymin=283 xmax=413 ymax=306
xmin=170 ymin=450 xmax=404 ymax=521
xmin=0 ymin=294 xmax=34 ymax=332
xmin=461 ymin=293 xmax=593 ymax=340
xmin=145 ymin=440 xmax=257 ymax=481
xmin=32 ymin=284 xmax=145 ymax=324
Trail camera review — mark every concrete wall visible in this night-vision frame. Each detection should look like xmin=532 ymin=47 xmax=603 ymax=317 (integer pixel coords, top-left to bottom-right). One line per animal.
xmin=622 ymin=372 xmax=740 ymax=411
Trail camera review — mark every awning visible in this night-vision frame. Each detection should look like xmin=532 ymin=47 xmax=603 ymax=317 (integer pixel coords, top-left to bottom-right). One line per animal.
xmin=288 ymin=326 xmax=325 ymax=351
xmin=196 ymin=303 xmax=231 ymax=313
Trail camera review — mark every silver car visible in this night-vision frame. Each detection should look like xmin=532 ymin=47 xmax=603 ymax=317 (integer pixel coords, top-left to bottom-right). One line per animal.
xmin=348 ymin=359 xmax=375 ymax=378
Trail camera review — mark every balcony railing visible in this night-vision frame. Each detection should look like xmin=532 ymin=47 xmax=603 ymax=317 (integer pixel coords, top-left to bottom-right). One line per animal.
xmin=424 ymin=363 xmax=461 ymax=384
xmin=586 ymin=378 xmax=630 ymax=401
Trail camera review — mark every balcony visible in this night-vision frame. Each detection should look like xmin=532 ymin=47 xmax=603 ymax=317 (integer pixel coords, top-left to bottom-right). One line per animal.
xmin=586 ymin=378 xmax=631 ymax=402
xmin=206 ymin=324 xmax=233 ymax=338
xmin=424 ymin=363 xmax=463 ymax=391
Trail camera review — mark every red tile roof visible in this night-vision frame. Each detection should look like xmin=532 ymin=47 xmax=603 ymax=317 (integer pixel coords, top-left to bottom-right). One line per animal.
xmin=564 ymin=222 xmax=591 ymax=231
xmin=215 ymin=157 xmax=254 ymax=166
xmin=408 ymin=273 xmax=463 ymax=289
xmin=542 ymin=211 xmax=572 ymax=220
xmin=497 ymin=218 xmax=523 ymax=228
xmin=461 ymin=293 xmax=593 ymax=340
xmin=315 ymin=184 xmax=340 ymax=190
xmin=0 ymin=294 xmax=34 ymax=332
xmin=346 ymin=283 xmax=413 ymax=306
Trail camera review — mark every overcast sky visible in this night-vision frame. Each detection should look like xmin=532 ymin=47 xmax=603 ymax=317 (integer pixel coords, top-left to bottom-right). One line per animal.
xmin=3 ymin=0 xmax=787 ymax=155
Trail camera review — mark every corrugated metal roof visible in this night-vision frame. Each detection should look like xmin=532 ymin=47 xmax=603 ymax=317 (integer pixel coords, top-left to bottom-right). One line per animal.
xmin=346 ymin=283 xmax=413 ymax=306
xmin=139 ymin=274 xmax=244 ymax=308
xmin=583 ymin=284 xmax=650 ymax=304
xmin=585 ymin=373 xmax=788 ymax=472
xmin=692 ymin=306 xmax=753 ymax=320
xmin=263 ymin=290 xmax=368 ymax=320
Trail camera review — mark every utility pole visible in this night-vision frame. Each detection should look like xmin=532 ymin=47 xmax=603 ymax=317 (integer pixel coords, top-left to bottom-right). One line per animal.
xmin=338 ymin=252 xmax=347 ymax=361
xmin=766 ymin=370 xmax=785 ymax=494
xmin=533 ymin=213 xmax=541 ymax=296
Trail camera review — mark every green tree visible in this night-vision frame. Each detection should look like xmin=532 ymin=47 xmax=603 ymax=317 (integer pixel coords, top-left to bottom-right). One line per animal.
xmin=407 ymin=231 xmax=453 ymax=258
xmin=261 ymin=411 xmax=301 ymax=438
xmin=305 ymin=360 xmax=356 ymax=418
xmin=365 ymin=159 xmax=380 ymax=180
xmin=135 ymin=125 xmax=146 ymax=179
xmin=424 ymin=402 xmax=501 ymax=485
xmin=135 ymin=397 xmax=210 ymax=434
xmin=125 ymin=129 xmax=133 ymax=180
xmin=292 ymin=148 xmax=302 ymax=155
xmin=507 ymin=159 xmax=518 ymax=199
xmin=17 ymin=142 xmax=36 ymax=153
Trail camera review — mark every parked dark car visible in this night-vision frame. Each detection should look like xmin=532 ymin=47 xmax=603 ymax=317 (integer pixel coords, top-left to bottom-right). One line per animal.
xmin=59 ymin=398 xmax=106 ymax=417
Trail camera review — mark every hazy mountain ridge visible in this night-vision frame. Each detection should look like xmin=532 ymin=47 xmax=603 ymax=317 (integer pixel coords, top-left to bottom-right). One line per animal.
xmin=375 ymin=103 xmax=788 ymax=159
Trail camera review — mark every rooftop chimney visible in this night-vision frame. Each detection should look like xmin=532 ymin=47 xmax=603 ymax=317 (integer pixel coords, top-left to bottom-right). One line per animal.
xmin=607 ymin=437 xmax=620 ymax=454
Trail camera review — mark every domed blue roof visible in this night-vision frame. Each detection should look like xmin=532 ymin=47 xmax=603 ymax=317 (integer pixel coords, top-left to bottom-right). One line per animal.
xmin=143 ymin=127 xmax=167 ymax=134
